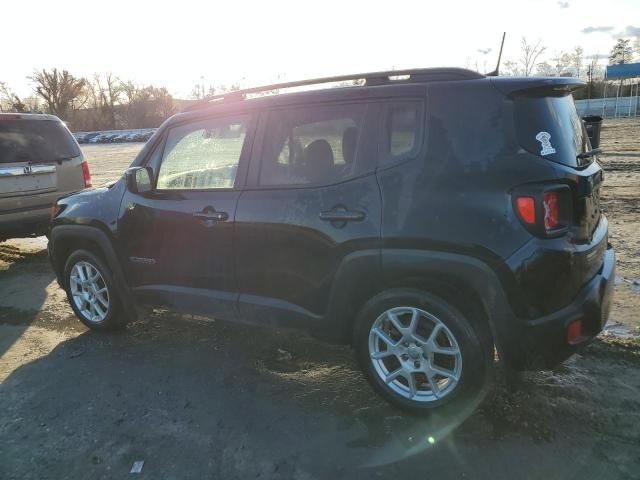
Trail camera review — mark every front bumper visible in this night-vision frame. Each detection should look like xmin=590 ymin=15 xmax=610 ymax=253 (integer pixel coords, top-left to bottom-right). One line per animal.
xmin=510 ymin=244 xmax=615 ymax=370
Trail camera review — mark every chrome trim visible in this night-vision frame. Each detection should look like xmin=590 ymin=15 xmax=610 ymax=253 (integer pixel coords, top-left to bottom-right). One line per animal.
xmin=0 ymin=164 xmax=57 ymax=177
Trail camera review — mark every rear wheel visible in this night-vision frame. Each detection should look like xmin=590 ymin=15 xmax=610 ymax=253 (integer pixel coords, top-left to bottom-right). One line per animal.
xmin=354 ymin=288 xmax=491 ymax=415
xmin=64 ymin=250 xmax=125 ymax=331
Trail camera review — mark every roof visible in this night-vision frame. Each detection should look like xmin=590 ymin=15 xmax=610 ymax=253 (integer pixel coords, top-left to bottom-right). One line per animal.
xmin=0 ymin=113 xmax=61 ymax=121
xmin=606 ymin=63 xmax=640 ymax=79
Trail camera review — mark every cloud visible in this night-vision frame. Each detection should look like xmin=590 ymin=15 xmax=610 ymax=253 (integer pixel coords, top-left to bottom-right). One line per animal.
xmin=557 ymin=1 xmax=569 ymax=8
xmin=477 ymin=48 xmax=492 ymax=55
xmin=581 ymin=25 xmax=614 ymax=34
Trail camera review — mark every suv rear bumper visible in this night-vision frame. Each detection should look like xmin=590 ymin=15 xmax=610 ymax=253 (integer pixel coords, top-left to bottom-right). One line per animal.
xmin=0 ymin=205 xmax=51 ymax=240
xmin=509 ymin=244 xmax=615 ymax=369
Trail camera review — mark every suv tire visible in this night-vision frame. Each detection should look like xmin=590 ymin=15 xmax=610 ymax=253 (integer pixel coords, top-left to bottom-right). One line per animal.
xmin=354 ymin=288 xmax=491 ymax=415
xmin=63 ymin=250 xmax=126 ymax=331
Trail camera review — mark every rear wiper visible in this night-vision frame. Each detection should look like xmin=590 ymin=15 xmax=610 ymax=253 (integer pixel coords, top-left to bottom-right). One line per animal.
xmin=577 ymin=148 xmax=602 ymax=160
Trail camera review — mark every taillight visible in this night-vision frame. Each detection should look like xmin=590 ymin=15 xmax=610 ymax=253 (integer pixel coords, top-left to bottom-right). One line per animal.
xmin=513 ymin=185 xmax=571 ymax=237
xmin=516 ymin=197 xmax=536 ymax=224
xmin=543 ymin=191 xmax=559 ymax=231
xmin=51 ymin=204 xmax=61 ymax=219
xmin=81 ymin=161 xmax=92 ymax=188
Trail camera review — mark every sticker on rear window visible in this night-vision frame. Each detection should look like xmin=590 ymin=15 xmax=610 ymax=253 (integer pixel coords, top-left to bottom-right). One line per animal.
xmin=535 ymin=131 xmax=556 ymax=156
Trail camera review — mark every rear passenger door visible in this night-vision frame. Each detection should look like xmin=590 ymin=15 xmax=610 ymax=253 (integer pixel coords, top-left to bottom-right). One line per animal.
xmin=234 ymin=103 xmax=381 ymax=330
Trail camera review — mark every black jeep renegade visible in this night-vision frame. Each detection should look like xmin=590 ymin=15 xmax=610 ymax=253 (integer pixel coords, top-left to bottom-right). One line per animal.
xmin=48 ymin=68 xmax=615 ymax=414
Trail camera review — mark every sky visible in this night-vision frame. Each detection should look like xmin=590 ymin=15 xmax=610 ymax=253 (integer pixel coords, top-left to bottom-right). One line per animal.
xmin=2 ymin=0 xmax=639 ymax=99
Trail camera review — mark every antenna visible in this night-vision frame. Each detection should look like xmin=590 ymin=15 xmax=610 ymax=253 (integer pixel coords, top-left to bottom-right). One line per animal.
xmin=486 ymin=32 xmax=506 ymax=76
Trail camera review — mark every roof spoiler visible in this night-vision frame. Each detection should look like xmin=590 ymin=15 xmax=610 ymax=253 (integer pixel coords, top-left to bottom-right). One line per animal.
xmin=490 ymin=77 xmax=586 ymax=97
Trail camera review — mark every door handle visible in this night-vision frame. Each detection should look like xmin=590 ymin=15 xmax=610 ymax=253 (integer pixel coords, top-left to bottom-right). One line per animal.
xmin=319 ymin=209 xmax=365 ymax=222
xmin=193 ymin=210 xmax=229 ymax=224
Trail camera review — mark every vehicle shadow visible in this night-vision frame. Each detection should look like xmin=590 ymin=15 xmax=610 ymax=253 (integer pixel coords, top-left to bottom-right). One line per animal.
xmin=0 ymin=240 xmax=62 ymax=357
xmin=0 ymin=310 xmax=625 ymax=480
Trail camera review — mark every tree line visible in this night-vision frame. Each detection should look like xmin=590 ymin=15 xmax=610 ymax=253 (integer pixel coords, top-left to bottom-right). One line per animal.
xmin=496 ymin=37 xmax=640 ymax=99
xmin=0 ymin=70 xmax=179 ymax=132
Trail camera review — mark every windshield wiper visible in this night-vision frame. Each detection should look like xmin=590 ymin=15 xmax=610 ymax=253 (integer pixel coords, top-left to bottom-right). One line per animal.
xmin=577 ymin=148 xmax=602 ymax=160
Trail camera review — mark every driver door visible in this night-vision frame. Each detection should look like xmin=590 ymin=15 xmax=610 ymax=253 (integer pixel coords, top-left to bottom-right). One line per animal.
xmin=118 ymin=114 xmax=255 ymax=321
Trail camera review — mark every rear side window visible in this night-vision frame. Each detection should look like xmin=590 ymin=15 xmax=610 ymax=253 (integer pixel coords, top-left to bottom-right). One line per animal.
xmin=380 ymin=101 xmax=424 ymax=166
xmin=0 ymin=119 xmax=80 ymax=164
xmin=514 ymin=94 xmax=590 ymax=167
xmin=156 ymin=116 xmax=249 ymax=190
xmin=259 ymin=104 xmax=365 ymax=186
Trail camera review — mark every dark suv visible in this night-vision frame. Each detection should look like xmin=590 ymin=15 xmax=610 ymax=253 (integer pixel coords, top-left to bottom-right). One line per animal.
xmin=48 ymin=68 xmax=615 ymax=414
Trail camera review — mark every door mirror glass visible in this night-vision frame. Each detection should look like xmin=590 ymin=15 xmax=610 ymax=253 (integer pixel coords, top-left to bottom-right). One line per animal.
xmin=126 ymin=166 xmax=153 ymax=193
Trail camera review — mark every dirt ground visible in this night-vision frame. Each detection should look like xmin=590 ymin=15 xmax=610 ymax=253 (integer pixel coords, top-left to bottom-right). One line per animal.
xmin=1 ymin=123 xmax=639 ymax=479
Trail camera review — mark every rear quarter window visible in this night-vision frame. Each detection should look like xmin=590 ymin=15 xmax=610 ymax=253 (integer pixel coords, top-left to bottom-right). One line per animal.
xmin=379 ymin=100 xmax=424 ymax=167
xmin=514 ymin=94 xmax=590 ymax=167
xmin=0 ymin=119 xmax=80 ymax=164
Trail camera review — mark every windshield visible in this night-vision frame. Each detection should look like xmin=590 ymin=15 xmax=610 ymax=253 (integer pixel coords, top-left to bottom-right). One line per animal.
xmin=514 ymin=94 xmax=591 ymax=167
xmin=0 ymin=119 xmax=81 ymax=164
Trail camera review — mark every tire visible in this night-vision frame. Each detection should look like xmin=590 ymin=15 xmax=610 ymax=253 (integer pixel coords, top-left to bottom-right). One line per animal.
xmin=63 ymin=249 xmax=126 ymax=331
xmin=354 ymin=288 xmax=492 ymax=416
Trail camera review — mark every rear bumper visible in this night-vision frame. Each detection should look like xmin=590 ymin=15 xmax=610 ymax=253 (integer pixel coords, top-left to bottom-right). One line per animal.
xmin=509 ymin=244 xmax=615 ymax=369
xmin=0 ymin=205 xmax=51 ymax=239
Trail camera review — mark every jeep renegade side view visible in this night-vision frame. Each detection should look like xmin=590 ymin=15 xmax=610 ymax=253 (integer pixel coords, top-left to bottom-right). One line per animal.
xmin=1 ymin=113 xmax=91 ymax=241
xmin=48 ymin=68 xmax=615 ymax=414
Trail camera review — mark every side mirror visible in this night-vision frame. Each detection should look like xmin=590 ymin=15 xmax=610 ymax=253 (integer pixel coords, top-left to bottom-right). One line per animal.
xmin=125 ymin=166 xmax=153 ymax=194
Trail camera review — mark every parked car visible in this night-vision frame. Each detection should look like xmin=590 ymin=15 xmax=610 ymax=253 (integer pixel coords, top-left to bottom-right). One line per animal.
xmin=0 ymin=113 xmax=91 ymax=241
xmin=48 ymin=68 xmax=615 ymax=415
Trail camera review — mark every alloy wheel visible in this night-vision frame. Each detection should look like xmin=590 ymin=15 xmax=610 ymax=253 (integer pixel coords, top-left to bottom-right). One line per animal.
xmin=69 ymin=261 xmax=110 ymax=323
xmin=368 ymin=306 xmax=462 ymax=402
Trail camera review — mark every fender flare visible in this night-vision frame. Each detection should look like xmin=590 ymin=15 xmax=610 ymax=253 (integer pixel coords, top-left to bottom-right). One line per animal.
xmin=49 ymin=225 xmax=139 ymax=321
xmin=325 ymin=248 xmax=519 ymax=364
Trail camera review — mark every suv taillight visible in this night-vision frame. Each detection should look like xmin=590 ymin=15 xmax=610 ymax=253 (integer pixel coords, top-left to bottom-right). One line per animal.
xmin=81 ymin=161 xmax=92 ymax=188
xmin=513 ymin=185 xmax=571 ymax=237
xmin=542 ymin=191 xmax=559 ymax=231
xmin=516 ymin=197 xmax=536 ymax=225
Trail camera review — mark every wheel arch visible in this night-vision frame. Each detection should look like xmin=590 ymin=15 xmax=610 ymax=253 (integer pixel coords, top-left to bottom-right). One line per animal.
xmin=49 ymin=225 xmax=139 ymax=321
xmin=325 ymin=248 xmax=517 ymax=364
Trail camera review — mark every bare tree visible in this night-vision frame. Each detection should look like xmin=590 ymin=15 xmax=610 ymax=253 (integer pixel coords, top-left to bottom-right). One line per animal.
xmin=551 ymin=52 xmax=573 ymax=76
xmin=0 ymin=82 xmax=40 ymax=112
xmin=519 ymin=37 xmax=546 ymax=76
xmin=86 ymin=73 xmax=122 ymax=129
xmin=30 ymin=69 xmax=86 ymax=119
xmin=536 ymin=61 xmax=556 ymax=76
xmin=570 ymin=46 xmax=584 ymax=78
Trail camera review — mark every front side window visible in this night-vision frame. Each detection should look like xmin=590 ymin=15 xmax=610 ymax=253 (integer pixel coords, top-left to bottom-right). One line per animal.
xmin=259 ymin=104 xmax=365 ymax=186
xmin=156 ymin=116 xmax=248 ymax=190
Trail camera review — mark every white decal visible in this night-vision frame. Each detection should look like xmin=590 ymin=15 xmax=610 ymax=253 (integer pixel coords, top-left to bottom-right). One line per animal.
xmin=535 ymin=131 xmax=556 ymax=156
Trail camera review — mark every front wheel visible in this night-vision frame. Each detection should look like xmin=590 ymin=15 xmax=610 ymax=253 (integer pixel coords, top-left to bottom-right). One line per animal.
xmin=354 ymin=289 xmax=492 ymax=415
xmin=64 ymin=249 xmax=125 ymax=331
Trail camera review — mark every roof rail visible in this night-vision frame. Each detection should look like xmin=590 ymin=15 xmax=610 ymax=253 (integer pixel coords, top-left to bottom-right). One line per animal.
xmin=183 ymin=67 xmax=483 ymax=112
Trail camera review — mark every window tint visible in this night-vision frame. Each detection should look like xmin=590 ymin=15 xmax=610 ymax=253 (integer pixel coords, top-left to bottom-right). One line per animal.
xmin=381 ymin=101 xmax=423 ymax=165
xmin=0 ymin=119 xmax=80 ymax=164
xmin=157 ymin=117 xmax=248 ymax=190
xmin=259 ymin=104 xmax=365 ymax=186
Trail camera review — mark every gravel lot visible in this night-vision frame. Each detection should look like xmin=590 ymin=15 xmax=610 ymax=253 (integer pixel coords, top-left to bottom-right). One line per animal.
xmin=1 ymin=122 xmax=639 ymax=479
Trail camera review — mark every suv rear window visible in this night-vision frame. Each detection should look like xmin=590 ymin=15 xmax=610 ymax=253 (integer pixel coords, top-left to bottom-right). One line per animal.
xmin=514 ymin=94 xmax=590 ymax=167
xmin=0 ymin=119 xmax=81 ymax=164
